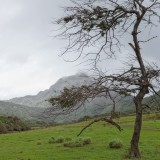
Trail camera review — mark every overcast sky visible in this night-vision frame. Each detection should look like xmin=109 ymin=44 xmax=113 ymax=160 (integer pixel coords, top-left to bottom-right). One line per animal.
xmin=0 ymin=0 xmax=160 ymax=100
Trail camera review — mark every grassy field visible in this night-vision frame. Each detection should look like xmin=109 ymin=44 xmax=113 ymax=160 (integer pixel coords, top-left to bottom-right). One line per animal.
xmin=0 ymin=115 xmax=159 ymax=160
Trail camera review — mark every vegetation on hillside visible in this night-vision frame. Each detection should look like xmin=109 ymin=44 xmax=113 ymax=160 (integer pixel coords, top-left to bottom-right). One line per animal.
xmin=0 ymin=115 xmax=30 ymax=134
xmin=0 ymin=114 xmax=159 ymax=160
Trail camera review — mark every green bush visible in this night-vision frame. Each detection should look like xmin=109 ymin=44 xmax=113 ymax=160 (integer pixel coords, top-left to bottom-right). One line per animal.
xmin=108 ymin=139 xmax=123 ymax=149
xmin=74 ymin=138 xmax=84 ymax=147
xmin=49 ymin=136 xmax=91 ymax=147
xmin=48 ymin=137 xmax=55 ymax=144
xmin=55 ymin=136 xmax=65 ymax=143
xmin=0 ymin=116 xmax=30 ymax=134
xmin=64 ymin=141 xmax=75 ymax=148
xmin=0 ymin=121 xmax=7 ymax=133
xmin=64 ymin=137 xmax=92 ymax=148
xmin=64 ymin=140 xmax=83 ymax=148
xmin=48 ymin=136 xmax=65 ymax=144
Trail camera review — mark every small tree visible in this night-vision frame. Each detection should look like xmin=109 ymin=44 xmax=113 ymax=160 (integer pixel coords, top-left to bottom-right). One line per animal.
xmin=50 ymin=0 xmax=160 ymax=158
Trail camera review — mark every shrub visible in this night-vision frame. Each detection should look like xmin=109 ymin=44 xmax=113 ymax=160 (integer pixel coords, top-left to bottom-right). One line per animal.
xmin=48 ymin=137 xmax=56 ymax=144
xmin=64 ymin=137 xmax=92 ymax=148
xmin=74 ymin=138 xmax=84 ymax=147
xmin=48 ymin=136 xmax=65 ymax=144
xmin=64 ymin=141 xmax=75 ymax=147
xmin=55 ymin=136 xmax=65 ymax=143
xmin=48 ymin=136 xmax=91 ymax=147
xmin=0 ymin=116 xmax=30 ymax=134
xmin=64 ymin=140 xmax=83 ymax=148
xmin=0 ymin=121 xmax=7 ymax=133
xmin=108 ymin=139 xmax=123 ymax=149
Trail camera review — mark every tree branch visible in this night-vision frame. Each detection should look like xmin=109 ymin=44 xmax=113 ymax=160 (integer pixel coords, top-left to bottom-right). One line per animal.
xmin=77 ymin=117 xmax=122 ymax=136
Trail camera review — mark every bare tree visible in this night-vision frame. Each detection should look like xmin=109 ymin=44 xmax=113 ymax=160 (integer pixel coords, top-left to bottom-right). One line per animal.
xmin=50 ymin=0 xmax=160 ymax=158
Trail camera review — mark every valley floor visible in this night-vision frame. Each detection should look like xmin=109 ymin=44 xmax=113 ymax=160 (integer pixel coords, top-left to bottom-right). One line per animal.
xmin=0 ymin=114 xmax=160 ymax=160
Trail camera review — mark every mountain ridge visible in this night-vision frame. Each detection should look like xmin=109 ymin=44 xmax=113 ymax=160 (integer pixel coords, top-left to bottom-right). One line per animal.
xmin=8 ymin=73 xmax=94 ymax=108
xmin=2 ymin=73 xmax=154 ymax=123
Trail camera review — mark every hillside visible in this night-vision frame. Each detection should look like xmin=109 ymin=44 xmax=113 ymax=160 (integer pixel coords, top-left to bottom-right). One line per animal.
xmin=0 ymin=114 xmax=159 ymax=160
xmin=7 ymin=73 xmax=134 ymax=123
xmin=0 ymin=73 xmax=159 ymax=123
xmin=0 ymin=115 xmax=30 ymax=133
xmin=8 ymin=73 xmax=94 ymax=108
xmin=0 ymin=101 xmax=45 ymax=121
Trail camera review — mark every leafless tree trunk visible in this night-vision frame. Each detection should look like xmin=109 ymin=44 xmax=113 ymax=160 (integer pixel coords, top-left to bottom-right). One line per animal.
xmin=129 ymin=8 xmax=150 ymax=156
xmin=130 ymin=90 xmax=145 ymax=157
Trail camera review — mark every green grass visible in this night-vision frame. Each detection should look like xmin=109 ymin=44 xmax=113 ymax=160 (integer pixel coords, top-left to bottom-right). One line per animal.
xmin=0 ymin=115 xmax=160 ymax=160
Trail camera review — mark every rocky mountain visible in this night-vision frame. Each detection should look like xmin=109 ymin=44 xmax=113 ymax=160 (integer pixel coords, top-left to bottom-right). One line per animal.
xmin=8 ymin=73 xmax=94 ymax=108
xmin=6 ymin=73 xmax=134 ymax=122
xmin=1 ymin=73 xmax=159 ymax=123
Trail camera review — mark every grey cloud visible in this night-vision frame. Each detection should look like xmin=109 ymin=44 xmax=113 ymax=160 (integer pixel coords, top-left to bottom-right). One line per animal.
xmin=0 ymin=0 xmax=79 ymax=100
xmin=0 ymin=0 xmax=159 ymax=99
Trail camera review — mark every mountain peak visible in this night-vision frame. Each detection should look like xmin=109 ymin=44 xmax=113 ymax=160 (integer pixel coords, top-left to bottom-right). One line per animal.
xmin=8 ymin=73 xmax=94 ymax=108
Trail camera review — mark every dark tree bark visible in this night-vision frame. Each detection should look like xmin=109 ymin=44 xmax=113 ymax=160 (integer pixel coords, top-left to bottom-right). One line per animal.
xmin=130 ymin=89 xmax=146 ymax=157
xmin=129 ymin=8 xmax=150 ymax=157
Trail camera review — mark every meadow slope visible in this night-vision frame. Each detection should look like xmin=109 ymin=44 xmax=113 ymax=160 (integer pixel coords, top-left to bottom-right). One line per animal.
xmin=0 ymin=115 xmax=159 ymax=160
